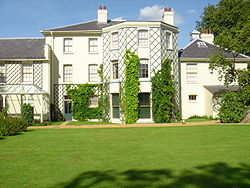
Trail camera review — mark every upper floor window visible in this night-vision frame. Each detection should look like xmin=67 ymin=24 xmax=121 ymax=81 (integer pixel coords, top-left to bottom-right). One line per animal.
xmin=111 ymin=32 xmax=118 ymax=49
xmin=63 ymin=38 xmax=73 ymax=52
xmin=186 ymin=63 xmax=197 ymax=83
xmin=22 ymin=63 xmax=33 ymax=83
xmin=63 ymin=65 xmax=73 ymax=82
xmin=138 ymin=30 xmax=148 ymax=47
xmin=139 ymin=59 xmax=149 ymax=78
xmin=89 ymin=64 xmax=98 ymax=82
xmin=89 ymin=38 xmax=98 ymax=53
xmin=112 ymin=61 xmax=119 ymax=80
xmin=0 ymin=64 xmax=5 ymax=83
xmin=166 ymin=33 xmax=172 ymax=49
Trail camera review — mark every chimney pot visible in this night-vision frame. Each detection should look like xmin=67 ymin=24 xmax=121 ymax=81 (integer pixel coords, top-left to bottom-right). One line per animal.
xmin=103 ymin=6 xmax=106 ymax=10
xmin=164 ymin=8 xmax=172 ymax=12
xmin=162 ymin=8 xmax=174 ymax=25
xmin=99 ymin=6 xmax=102 ymax=10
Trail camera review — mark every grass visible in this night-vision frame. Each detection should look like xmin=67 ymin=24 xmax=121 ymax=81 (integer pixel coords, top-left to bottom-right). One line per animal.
xmin=185 ymin=118 xmax=215 ymax=122
xmin=0 ymin=125 xmax=250 ymax=187
xmin=67 ymin=121 xmax=115 ymax=125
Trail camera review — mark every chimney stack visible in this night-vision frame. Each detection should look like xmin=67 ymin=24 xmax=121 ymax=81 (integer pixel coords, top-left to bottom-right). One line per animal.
xmin=162 ymin=8 xmax=174 ymax=26
xmin=97 ymin=5 xmax=108 ymax=23
xmin=200 ymin=30 xmax=214 ymax=43
xmin=190 ymin=30 xmax=200 ymax=41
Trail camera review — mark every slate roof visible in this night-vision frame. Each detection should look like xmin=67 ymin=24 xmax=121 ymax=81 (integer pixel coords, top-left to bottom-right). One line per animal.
xmin=43 ymin=20 xmax=124 ymax=32
xmin=0 ymin=38 xmax=45 ymax=59
xmin=179 ymin=39 xmax=249 ymax=59
xmin=204 ymin=85 xmax=239 ymax=95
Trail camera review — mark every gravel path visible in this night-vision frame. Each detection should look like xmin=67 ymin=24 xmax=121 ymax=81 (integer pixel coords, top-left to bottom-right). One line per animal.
xmin=27 ymin=120 xmax=250 ymax=129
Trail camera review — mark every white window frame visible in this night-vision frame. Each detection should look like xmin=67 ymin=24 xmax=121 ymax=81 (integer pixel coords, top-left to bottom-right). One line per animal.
xmin=22 ymin=63 xmax=33 ymax=83
xmin=186 ymin=63 xmax=197 ymax=83
xmin=89 ymin=38 xmax=98 ymax=53
xmin=111 ymin=32 xmax=118 ymax=49
xmin=112 ymin=60 xmax=119 ymax=80
xmin=88 ymin=64 xmax=98 ymax=82
xmin=139 ymin=59 xmax=149 ymax=78
xmin=0 ymin=63 xmax=6 ymax=83
xmin=138 ymin=30 xmax=149 ymax=47
xmin=63 ymin=38 xmax=73 ymax=52
xmin=63 ymin=65 xmax=73 ymax=83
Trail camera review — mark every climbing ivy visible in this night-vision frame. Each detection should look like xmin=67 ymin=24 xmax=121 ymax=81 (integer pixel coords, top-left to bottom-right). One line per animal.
xmin=151 ymin=59 xmax=176 ymax=123
xmin=66 ymin=84 xmax=101 ymax=121
xmin=98 ymin=64 xmax=110 ymax=122
xmin=122 ymin=50 xmax=140 ymax=124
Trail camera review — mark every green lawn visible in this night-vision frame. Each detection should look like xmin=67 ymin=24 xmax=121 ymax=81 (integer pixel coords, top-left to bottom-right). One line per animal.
xmin=0 ymin=125 xmax=250 ymax=188
xmin=185 ymin=118 xmax=214 ymax=122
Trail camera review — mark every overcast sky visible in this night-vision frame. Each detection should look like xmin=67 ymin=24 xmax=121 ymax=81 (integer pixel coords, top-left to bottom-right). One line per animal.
xmin=0 ymin=0 xmax=219 ymax=48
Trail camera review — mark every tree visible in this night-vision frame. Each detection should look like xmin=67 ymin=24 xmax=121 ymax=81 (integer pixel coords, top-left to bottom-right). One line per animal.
xmin=196 ymin=0 xmax=250 ymax=56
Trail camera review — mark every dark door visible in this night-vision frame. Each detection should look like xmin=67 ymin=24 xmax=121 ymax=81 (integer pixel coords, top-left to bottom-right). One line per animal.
xmin=64 ymin=100 xmax=72 ymax=121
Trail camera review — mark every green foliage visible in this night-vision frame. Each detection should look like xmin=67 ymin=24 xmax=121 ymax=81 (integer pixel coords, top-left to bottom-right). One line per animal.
xmin=1 ymin=107 xmax=7 ymax=119
xmin=66 ymin=84 xmax=102 ymax=121
xmin=196 ymin=0 xmax=250 ymax=55
xmin=123 ymin=50 xmax=140 ymax=124
xmin=218 ymin=89 xmax=249 ymax=123
xmin=21 ymin=104 xmax=34 ymax=126
xmin=98 ymin=64 xmax=110 ymax=122
xmin=0 ymin=117 xmax=28 ymax=136
xmin=151 ymin=59 xmax=176 ymax=123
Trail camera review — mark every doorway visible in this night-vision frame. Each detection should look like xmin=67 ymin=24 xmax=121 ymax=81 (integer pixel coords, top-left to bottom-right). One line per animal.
xmin=64 ymin=98 xmax=72 ymax=121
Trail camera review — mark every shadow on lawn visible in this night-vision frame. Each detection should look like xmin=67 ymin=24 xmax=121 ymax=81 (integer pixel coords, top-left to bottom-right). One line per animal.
xmin=54 ymin=162 xmax=250 ymax=188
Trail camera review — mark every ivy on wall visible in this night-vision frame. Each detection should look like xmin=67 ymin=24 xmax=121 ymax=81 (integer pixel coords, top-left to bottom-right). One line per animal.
xmin=151 ymin=59 xmax=176 ymax=123
xmin=122 ymin=50 xmax=140 ymax=124
xmin=98 ymin=64 xmax=110 ymax=122
xmin=66 ymin=84 xmax=101 ymax=121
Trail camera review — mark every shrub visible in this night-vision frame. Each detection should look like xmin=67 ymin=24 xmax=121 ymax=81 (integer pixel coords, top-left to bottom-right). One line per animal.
xmin=218 ymin=90 xmax=248 ymax=123
xmin=0 ymin=117 xmax=28 ymax=136
xmin=1 ymin=107 xmax=7 ymax=118
xmin=21 ymin=104 xmax=34 ymax=126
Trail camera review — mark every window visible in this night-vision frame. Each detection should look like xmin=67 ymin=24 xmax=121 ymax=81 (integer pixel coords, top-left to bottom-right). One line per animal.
xmin=186 ymin=64 xmax=197 ymax=83
xmin=89 ymin=96 xmax=99 ymax=107
xmin=89 ymin=64 xmax=98 ymax=82
xmin=197 ymin=42 xmax=207 ymax=48
xmin=22 ymin=63 xmax=33 ymax=83
xmin=63 ymin=65 xmax=73 ymax=82
xmin=63 ymin=38 xmax=73 ymax=52
xmin=138 ymin=30 xmax=148 ymax=47
xmin=139 ymin=59 xmax=149 ymax=78
xmin=111 ymin=32 xmax=118 ymax=49
xmin=22 ymin=95 xmax=34 ymax=106
xmin=89 ymin=38 xmax=98 ymax=52
xmin=189 ymin=95 xmax=197 ymax=101
xmin=139 ymin=93 xmax=151 ymax=118
xmin=0 ymin=64 xmax=5 ymax=83
xmin=166 ymin=33 xmax=172 ymax=49
xmin=112 ymin=61 xmax=119 ymax=79
xmin=112 ymin=93 xmax=120 ymax=118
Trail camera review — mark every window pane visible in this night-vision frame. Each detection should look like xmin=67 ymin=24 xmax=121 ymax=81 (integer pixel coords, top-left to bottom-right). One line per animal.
xmin=113 ymin=107 xmax=120 ymax=118
xmin=112 ymin=93 xmax=119 ymax=106
xmin=0 ymin=64 xmax=5 ymax=83
xmin=64 ymin=65 xmax=72 ymax=82
xmin=139 ymin=93 xmax=150 ymax=106
xmin=139 ymin=59 xmax=149 ymax=78
xmin=89 ymin=64 xmax=98 ymax=82
xmin=89 ymin=38 xmax=98 ymax=52
xmin=112 ymin=61 xmax=118 ymax=79
xmin=64 ymin=38 xmax=73 ymax=52
xmin=112 ymin=33 xmax=118 ymax=49
xmin=138 ymin=30 xmax=148 ymax=46
xmin=139 ymin=107 xmax=150 ymax=118
xmin=90 ymin=96 xmax=99 ymax=107
xmin=22 ymin=64 xmax=33 ymax=83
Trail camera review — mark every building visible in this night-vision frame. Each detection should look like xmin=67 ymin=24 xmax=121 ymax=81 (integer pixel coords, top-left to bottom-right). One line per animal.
xmin=179 ymin=30 xmax=250 ymax=119
xmin=40 ymin=6 xmax=180 ymax=123
xmin=0 ymin=38 xmax=51 ymax=121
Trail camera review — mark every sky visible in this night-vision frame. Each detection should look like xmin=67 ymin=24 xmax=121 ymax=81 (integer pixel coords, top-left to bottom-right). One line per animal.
xmin=0 ymin=0 xmax=219 ymax=48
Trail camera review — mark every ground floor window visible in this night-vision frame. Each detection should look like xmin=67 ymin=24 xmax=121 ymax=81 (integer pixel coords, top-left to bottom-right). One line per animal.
xmin=139 ymin=93 xmax=151 ymax=118
xmin=112 ymin=93 xmax=120 ymax=118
